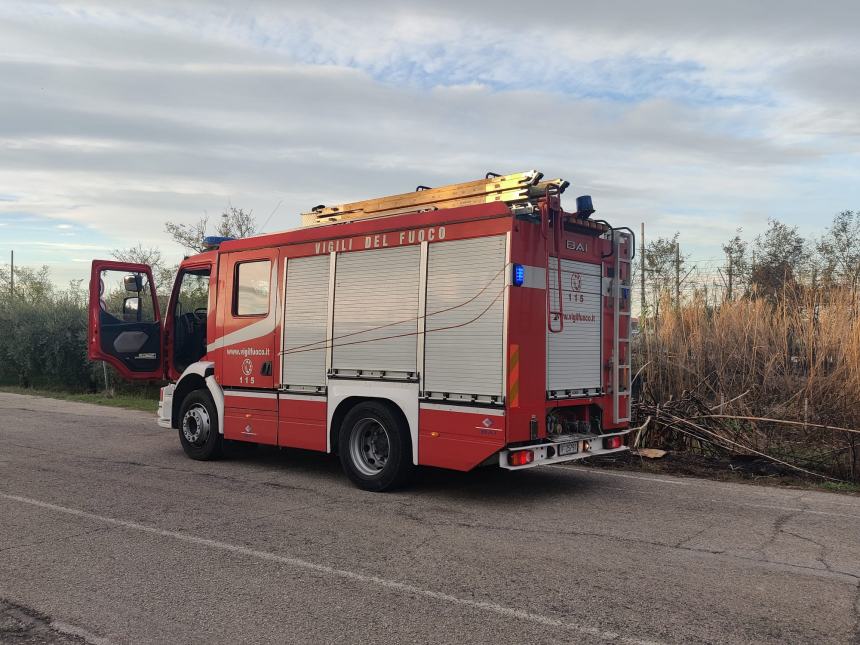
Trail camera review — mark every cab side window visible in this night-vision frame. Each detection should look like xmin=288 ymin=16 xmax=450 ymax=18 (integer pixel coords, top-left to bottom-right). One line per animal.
xmin=234 ymin=260 xmax=270 ymax=316
xmin=173 ymin=268 xmax=211 ymax=373
xmin=176 ymin=270 xmax=210 ymax=315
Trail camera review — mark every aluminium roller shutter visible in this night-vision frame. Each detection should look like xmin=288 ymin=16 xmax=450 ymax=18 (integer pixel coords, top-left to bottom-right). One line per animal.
xmin=281 ymin=255 xmax=329 ymax=389
xmin=332 ymin=245 xmax=420 ymax=373
xmin=424 ymin=235 xmax=506 ymax=397
xmin=546 ymin=257 xmax=602 ymax=394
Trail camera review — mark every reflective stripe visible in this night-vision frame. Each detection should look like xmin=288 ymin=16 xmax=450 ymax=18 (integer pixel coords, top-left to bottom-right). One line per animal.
xmin=279 ymin=393 xmax=325 ymax=402
xmin=223 ymin=390 xmax=278 ymax=399
xmin=518 ymin=264 xmax=546 ymax=290
xmin=419 ymin=402 xmax=505 ymax=416
xmin=508 ymin=344 xmax=520 ymax=408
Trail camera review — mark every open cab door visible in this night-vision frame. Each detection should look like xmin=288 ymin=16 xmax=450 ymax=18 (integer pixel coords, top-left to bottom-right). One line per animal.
xmin=88 ymin=260 xmax=164 ymax=380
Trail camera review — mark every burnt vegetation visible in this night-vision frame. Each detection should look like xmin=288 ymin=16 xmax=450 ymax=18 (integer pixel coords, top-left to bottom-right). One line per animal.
xmin=635 ymin=211 xmax=860 ymax=482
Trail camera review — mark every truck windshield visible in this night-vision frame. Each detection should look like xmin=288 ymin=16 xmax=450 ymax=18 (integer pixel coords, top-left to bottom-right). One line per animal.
xmin=173 ymin=268 xmax=210 ymax=373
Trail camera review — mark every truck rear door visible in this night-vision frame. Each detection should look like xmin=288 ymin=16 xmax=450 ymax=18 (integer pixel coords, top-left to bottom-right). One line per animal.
xmin=546 ymin=257 xmax=603 ymax=397
xmin=88 ymin=260 xmax=164 ymax=380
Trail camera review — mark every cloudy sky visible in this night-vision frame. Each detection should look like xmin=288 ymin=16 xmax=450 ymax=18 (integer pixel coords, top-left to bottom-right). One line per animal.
xmin=1 ymin=0 xmax=859 ymax=285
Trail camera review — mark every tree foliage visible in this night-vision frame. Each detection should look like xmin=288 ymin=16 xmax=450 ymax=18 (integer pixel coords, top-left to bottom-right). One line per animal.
xmin=750 ymin=219 xmax=809 ymax=302
xmin=721 ymin=229 xmax=749 ymax=299
xmin=0 ymin=264 xmax=56 ymax=303
xmin=815 ymin=210 xmax=860 ymax=291
xmin=643 ymin=232 xmax=685 ymax=312
xmin=164 ymin=206 xmax=256 ymax=253
xmin=0 ymin=267 xmax=94 ymax=389
xmin=110 ymin=243 xmax=177 ymax=295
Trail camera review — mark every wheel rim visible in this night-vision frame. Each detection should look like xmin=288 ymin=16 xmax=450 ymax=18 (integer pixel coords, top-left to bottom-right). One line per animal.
xmin=182 ymin=403 xmax=211 ymax=446
xmin=348 ymin=418 xmax=391 ymax=477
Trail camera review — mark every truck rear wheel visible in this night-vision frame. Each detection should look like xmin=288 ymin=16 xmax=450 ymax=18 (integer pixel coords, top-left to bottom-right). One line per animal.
xmin=178 ymin=389 xmax=223 ymax=461
xmin=338 ymin=402 xmax=413 ymax=492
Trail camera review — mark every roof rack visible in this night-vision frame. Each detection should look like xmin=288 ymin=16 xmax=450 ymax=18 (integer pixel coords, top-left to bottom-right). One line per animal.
xmin=300 ymin=170 xmax=570 ymax=227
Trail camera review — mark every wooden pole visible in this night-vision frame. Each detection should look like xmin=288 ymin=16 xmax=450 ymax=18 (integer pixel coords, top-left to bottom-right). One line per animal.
xmin=727 ymin=253 xmax=733 ymax=301
xmin=674 ymin=241 xmax=680 ymax=307
xmin=640 ymin=222 xmax=645 ymax=316
xmin=10 ymin=250 xmax=13 ymax=297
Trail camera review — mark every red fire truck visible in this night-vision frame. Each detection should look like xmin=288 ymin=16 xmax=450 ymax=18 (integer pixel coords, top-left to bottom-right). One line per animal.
xmin=88 ymin=171 xmax=641 ymax=491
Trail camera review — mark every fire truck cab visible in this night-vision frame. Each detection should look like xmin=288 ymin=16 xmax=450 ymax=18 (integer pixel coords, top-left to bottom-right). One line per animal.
xmin=88 ymin=171 xmax=642 ymax=491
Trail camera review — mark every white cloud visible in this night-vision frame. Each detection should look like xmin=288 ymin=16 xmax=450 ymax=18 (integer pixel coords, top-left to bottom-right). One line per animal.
xmin=0 ymin=1 xmax=858 ymax=285
xmin=16 ymin=241 xmax=108 ymax=251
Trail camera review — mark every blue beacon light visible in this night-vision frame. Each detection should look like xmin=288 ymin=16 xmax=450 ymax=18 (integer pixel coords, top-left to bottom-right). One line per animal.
xmin=201 ymin=236 xmax=236 ymax=250
xmin=513 ymin=264 xmax=525 ymax=287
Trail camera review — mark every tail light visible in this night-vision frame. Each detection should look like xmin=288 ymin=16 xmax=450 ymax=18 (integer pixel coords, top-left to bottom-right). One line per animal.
xmin=508 ymin=450 xmax=534 ymax=467
xmin=603 ymin=436 xmax=623 ymax=450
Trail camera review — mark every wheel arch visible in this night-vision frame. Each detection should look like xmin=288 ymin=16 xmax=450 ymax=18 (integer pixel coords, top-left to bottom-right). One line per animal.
xmin=326 ymin=381 xmax=419 ymax=464
xmin=170 ymin=361 xmax=223 ymax=434
xmin=329 ymin=396 xmax=411 ymax=459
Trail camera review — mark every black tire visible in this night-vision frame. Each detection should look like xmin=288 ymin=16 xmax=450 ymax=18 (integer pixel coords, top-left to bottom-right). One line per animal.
xmin=177 ymin=389 xmax=223 ymax=460
xmin=338 ymin=401 xmax=414 ymax=492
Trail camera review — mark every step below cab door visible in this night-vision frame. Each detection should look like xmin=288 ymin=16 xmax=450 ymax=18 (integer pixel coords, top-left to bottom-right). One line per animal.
xmin=88 ymin=260 xmax=164 ymax=380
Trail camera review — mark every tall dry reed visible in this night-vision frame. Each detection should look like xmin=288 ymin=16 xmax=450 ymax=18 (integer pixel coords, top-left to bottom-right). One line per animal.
xmin=635 ymin=288 xmax=860 ymax=480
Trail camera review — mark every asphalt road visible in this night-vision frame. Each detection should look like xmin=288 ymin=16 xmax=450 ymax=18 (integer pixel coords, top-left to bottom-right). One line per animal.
xmin=1 ymin=392 xmax=859 ymax=645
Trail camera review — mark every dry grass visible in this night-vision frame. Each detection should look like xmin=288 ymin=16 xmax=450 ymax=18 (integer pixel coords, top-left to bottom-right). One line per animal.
xmin=635 ymin=288 xmax=860 ymax=481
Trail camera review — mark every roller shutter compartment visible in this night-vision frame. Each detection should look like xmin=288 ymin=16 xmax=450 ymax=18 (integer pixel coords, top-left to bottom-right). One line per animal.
xmin=332 ymin=245 xmax=420 ymax=374
xmin=546 ymin=258 xmax=602 ymax=395
xmin=424 ymin=235 xmax=506 ymax=398
xmin=281 ymin=255 xmax=330 ymax=390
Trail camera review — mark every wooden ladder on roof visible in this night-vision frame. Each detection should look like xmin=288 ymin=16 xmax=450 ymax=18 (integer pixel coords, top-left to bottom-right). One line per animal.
xmin=300 ymin=170 xmax=570 ymax=226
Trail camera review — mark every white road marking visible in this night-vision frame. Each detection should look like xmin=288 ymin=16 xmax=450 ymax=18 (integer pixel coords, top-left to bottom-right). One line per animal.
xmin=801 ymin=497 xmax=860 ymax=509
xmin=50 ymin=620 xmax=115 ymax=645
xmin=559 ymin=466 xmax=689 ymax=485
xmin=0 ymin=491 xmax=662 ymax=645
xmin=560 ymin=467 xmax=860 ymax=520
xmin=563 ymin=464 xmax=860 ymax=509
xmin=700 ymin=499 xmax=860 ymax=521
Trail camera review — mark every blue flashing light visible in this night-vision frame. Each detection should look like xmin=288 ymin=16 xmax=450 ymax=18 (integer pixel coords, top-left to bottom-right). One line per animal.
xmin=513 ymin=263 xmax=525 ymax=287
xmin=201 ymin=236 xmax=236 ymax=250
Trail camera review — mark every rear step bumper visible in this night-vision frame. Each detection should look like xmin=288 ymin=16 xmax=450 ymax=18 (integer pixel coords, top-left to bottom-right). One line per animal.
xmin=498 ymin=418 xmax=650 ymax=470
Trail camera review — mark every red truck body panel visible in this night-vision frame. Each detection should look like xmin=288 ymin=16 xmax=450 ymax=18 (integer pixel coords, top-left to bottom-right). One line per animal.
xmin=90 ymin=193 xmax=633 ymax=474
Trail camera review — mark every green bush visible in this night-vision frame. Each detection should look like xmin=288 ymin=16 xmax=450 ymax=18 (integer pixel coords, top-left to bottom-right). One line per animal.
xmin=0 ymin=290 xmax=93 ymax=389
xmin=0 ymin=265 xmax=160 ymax=394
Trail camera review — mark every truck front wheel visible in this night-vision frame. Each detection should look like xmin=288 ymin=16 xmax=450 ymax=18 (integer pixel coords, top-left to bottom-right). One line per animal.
xmin=338 ymin=402 xmax=413 ymax=492
xmin=178 ymin=389 xmax=223 ymax=461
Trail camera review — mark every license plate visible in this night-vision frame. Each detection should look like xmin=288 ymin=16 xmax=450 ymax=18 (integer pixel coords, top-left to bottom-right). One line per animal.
xmin=558 ymin=441 xmax=579 ymax=456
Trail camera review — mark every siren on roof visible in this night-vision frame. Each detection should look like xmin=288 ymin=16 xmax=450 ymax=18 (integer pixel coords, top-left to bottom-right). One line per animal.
xmin=201 ymin=236 xmax=235 ymax=250
xmin=575 ymin=195 xmax=595 ymax=218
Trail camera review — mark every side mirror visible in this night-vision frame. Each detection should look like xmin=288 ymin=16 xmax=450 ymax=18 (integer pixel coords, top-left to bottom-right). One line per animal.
xmin=124 ymin=274 xmax=143 ymax=292
xmin=122 ymin=296 xmax=141 ymax=322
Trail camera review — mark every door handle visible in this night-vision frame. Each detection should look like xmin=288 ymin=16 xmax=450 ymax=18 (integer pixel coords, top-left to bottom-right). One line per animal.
xmin=260 ymin=361 xmax=272 ymax=376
